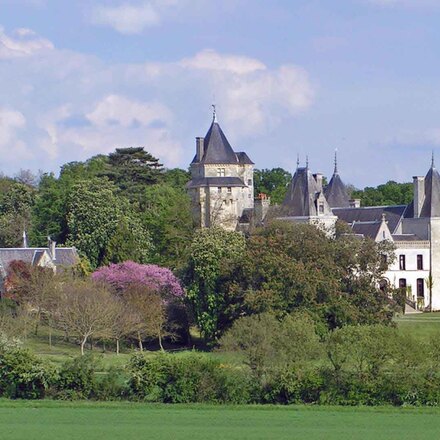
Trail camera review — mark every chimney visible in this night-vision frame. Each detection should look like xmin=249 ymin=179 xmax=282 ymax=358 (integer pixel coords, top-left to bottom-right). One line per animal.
xmin=313 ymin=173 xmax=323 ymax=191
xmin=22 ymin=230 xmax=28 ymax=248
xmin=413 ymin=176 xmax=425 ymax=218
xmin=47 ymin=236 xmax=56 ymax=261
xmin=196 ymin=137 xmax=204 ymax=162
xmin=349 ymin=199 xmax=361 ymax=208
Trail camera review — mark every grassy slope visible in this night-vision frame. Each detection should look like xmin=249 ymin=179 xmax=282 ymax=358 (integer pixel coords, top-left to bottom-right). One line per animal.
xmin=1 ymin=401 xmax=440 ymax=440
xmin=22 ymin=313 xmax=440 ymax=369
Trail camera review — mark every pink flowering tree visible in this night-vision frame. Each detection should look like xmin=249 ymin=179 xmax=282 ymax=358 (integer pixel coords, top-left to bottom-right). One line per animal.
xmin=92 ymin=261 xmax=184 ymax=298
xmin=92 ymin=261 xmax=187 ymax=350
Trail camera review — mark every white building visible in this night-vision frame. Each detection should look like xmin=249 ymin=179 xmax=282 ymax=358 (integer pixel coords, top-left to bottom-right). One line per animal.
xmin=279 ymin=155 xmax=440 ymax=311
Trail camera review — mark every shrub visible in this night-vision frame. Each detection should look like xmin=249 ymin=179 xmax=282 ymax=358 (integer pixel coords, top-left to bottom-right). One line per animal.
xmin=55 ymin=355 xmax=98 ymax=399
xmin=128 ymin=352 xmax=253 ymax=404
xmin=0 ymin=344 xmax=55 ymax=399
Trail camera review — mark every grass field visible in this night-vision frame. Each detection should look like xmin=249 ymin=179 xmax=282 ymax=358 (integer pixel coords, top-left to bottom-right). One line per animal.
xmin=394 ymin=311 xmax=440 ymax=340
xmin=1 ymin=401 xmax=440 ymax=440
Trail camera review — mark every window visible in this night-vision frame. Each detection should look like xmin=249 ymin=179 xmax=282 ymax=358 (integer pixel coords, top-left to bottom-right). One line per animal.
xmin=417 ymin=278 xmax=425 ymax=297
xmin=319 ymin=203 xmax=324 ymax=214
xmin=399 ymin=255 xmax=406 ymax=271
xmin=399 ymin=278 xmax=407 ymax=289
xmin=227 ymin=187 xmax=232 ymax=193
xmin=217 ymin=168 xmax=225 ymax=177
xmin=247 ymin=179 xmax=252 ymax=186
xmin=217 ymin=187 xmax=222 ymax=193
xmin=248 ymin=193 xmax=252 ymax=198
xmin=417 ymin=254 xmax=423 ymax=270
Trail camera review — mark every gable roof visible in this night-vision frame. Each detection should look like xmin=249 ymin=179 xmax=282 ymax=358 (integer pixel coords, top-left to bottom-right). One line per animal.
xmin=324 ymin=173 xmax=350 ymax=208
xmin=192 ymin=121 xmax=238 ymax=165
xmin=351 ymin=221 xmax=382 ymax=240
xmin=0 ymin=247 xmax=79 ymax=277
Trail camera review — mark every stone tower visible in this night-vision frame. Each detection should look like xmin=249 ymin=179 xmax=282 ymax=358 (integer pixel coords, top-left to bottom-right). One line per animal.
xmin=187 ymin=112 xmax=254 ymax=230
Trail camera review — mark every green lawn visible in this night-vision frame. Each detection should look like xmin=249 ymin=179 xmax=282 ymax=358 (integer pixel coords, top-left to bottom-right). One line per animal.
xmin=1 ymin=401 xmax=440 ymax=440
xmin=395 ymin=311 xmax=440 ymax=340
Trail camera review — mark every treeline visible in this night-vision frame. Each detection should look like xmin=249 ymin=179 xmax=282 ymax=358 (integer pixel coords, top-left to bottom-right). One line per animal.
xmin=0 ymin=148 xmax=193 ymax=269
xmin=2 ymin=320 xmax=440 ymax=406
xmin=254 ymin=168 xmax=413 ymax=207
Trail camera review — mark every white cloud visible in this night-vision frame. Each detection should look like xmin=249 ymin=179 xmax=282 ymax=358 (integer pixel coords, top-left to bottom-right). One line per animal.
xmin=38 ymin=96 xmax=182 ymax=166
xmin=0 ymin=25 xmax=314 ymax=172
xmin=90 ymin=2 xmax=160 ymax=34
xmin=0 ymin=107 xmax=32 ymax=161
xmin=180 ymin=49 xmax=266 ymax=75
xmin=0 ymin=27 xmax=53 ymax=59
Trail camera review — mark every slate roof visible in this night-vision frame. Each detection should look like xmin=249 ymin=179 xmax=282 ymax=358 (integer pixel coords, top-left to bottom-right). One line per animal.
xmin=236 ymin=152 xmax=254 ymax=165
xmin=420 ymin=165 xmax=440 ymax=217
xmin=0 ymin=247 xmax=79 ymax=277
xmin=324 ymin=173 xmax=350 ymax=208
xmin=392 ymin=234 xmax=421 ymax=242
xmin=351 ymin=221 xmax=381 ymax=240
xmin=191 ymin=121 xmax=239 ymax=165
xmin=186 ymin=177 xmax=246 ymax=188
xmin=333 ymin=205 xmax=407 ymax=234
xmin=281 ymin=167 xmax=331 ymax=216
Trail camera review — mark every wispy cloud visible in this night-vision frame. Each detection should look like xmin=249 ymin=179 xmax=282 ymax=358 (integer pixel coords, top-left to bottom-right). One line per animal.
xmin=90 ymin=2 xmax=161 ymax=34
xmin=0 ymin=27 xmax=53 ymax=59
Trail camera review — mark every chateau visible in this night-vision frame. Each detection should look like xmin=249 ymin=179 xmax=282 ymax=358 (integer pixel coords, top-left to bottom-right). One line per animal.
xmin=187 ymin=113 xmax=440 ymax=312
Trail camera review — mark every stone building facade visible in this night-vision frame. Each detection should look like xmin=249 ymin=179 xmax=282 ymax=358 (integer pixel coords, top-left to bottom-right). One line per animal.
xmin=187 ymin=114 xmax=258 ymax=231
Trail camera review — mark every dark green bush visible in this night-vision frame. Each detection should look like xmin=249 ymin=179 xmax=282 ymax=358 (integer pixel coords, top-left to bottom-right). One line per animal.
xmin=128 ymin=352 xmax=254 ymax=403
xmin=0 ymin=347 xmax=55 ymax=399
xmin=54 ymin=354 xmax=98 ymax=399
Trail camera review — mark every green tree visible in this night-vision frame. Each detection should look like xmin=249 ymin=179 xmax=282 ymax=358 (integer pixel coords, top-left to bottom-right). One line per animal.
xmin=102 ymin=148 xmax=164 ymax=201
xmin=141 ymin=184 xmax=194 ymax=268
xmin=66 ymin=179 xmax=152 ymax=268
xmin=184 ymin=227 xmax=246 ymax=342
xmin=351 ymin=180 xmax=413 ymax=207
xmin=254 ymin=168 xmax=292 ymax=204
xmin=0 ymin=181 xmax=36 ymax=247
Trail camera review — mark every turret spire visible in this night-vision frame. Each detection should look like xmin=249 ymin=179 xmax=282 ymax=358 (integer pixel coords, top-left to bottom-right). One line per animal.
xmin=432 ymin=150 xmax=435 ymax=169
xmin=334 ymin=148 xmax=338 ymax=174
xmin=306 ymin=155 xmax=309 ymax=169
xmin=296 ymin=153 xmax=300 ymax=170
xmin=212 ymin=104 xmax=217 ymax=123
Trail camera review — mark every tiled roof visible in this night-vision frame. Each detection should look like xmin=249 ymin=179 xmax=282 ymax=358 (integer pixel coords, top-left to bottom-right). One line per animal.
xmin=420 ymin=165 xmax=440 ymax=217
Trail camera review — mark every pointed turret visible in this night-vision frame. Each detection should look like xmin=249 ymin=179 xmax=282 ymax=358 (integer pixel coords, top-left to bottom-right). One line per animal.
xmin=324 ymin=150 xmax=350 ymax=208
xmin=282 ymin=166 xmax=332 ymax=217
xmin=191 ymin=109 xmax=238 ymax=165
xmin=419 ymin=154 xmax=440 ymax=217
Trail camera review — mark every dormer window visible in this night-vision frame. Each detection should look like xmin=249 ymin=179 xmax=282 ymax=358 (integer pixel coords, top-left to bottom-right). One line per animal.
xmin=227 ymin=187 xmax=232 ymax=193
xmin=217 ymin=187 xmax=222 ymax=193
xmin=319 ymin=203 xmax=324 ymax=214
xmin=217 ymin=168 xmax=225 ymax=177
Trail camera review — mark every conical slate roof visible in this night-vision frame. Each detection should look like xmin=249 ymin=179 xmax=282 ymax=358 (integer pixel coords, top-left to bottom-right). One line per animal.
xmin=420 ymin=163 xmax=440 ymax=217
xmin=325 ymin=173 xmax=350 ymax=208
xmin=282 ymin=167 xmax=331 ymax=216
xmin=193 ymin=121 xmax=238 ymax=165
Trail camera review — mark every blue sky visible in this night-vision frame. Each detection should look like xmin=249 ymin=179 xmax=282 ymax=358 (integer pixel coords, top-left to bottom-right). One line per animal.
xmin=1 ymin=0 xmax=440 ymax=187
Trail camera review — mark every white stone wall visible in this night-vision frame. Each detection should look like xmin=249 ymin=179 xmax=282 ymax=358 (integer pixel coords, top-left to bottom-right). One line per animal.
xmin=384 ymin=243 xmax=430 ymax=308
